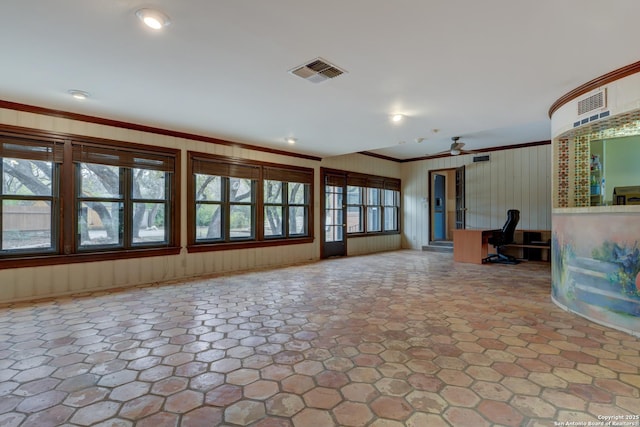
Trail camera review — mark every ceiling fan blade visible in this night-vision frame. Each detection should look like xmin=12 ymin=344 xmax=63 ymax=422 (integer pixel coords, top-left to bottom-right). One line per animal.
xmin=427 ymin=138 xmax=473 ymax=156
xmin=425 ymin=148 xmax=451 ymax=156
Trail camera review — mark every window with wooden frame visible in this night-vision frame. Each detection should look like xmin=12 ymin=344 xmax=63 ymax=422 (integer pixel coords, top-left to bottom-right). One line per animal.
xmin=0 ymin=126 xmax=180 ymax=268
xmin=383 ymin=186 xmax=400 ymax=232
xmin=263 ymin=166 xmax=311 ymax=238
xmin=346 ymin=185 xmax=363 ymax=233
xmin=191 ymin=158 xmax=260 ymax=243
xmin=1 ymin=136 xmax=62 ymax=255
xmin=188 ymin=152 xmax=313 ymax=251
xmin=343 ymin=172 xmax=401 ymax=235
xmin=73 ymin=143 xmax=176 ymax=250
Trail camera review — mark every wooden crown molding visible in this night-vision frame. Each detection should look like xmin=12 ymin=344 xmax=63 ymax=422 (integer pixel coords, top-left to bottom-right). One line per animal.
xmin=548 ymin=60 xmax=640 ymax=118
xmin=0 ymin=99 xmax=322 ymax=162
xmin=362 ymin=140 xmax=551 ymax=163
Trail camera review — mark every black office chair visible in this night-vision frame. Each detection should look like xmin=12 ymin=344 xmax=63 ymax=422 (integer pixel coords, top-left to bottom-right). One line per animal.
xmin=482 ymin=209 xmax=520 ymax=264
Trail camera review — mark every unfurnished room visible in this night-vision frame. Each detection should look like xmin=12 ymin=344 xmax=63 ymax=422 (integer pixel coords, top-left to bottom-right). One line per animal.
xmin=0 ymin=1 xmax=639 ymax=426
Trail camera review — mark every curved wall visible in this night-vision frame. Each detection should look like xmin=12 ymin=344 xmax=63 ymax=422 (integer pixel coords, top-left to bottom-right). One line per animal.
xmin=550 ymin=64 xmax=640 ymax=337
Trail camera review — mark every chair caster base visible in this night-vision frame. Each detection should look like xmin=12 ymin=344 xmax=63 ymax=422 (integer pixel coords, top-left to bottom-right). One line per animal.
xmin=482 ymin=254 xmax=520 ymax=265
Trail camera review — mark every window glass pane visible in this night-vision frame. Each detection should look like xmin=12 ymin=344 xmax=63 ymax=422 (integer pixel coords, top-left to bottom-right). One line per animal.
xmin=384 ymin=189 xmax=397 ymax=206
xmin=264 ymin=205 xmax=284 ymax=237
xmin=367 ymin=206 xmax=381 ymax=232
xmin=384 ymin=207 xmax=398 ymax=231
xmin=132 ymin=202 xmax=166 ymax=244
xmin=195 ymin=174 xmax=222 ymax=201
xmin=347 ymin=206 xmax=362 ymax=233
xmin=196 ymin=203 xmax=222 ymax=240
xmin=325 ymin=225 xmax=343 ymax=242
xmin=80 ymin=163 xmax=120 ymax=198
xmin=326 ymin=207 xmax=343 ymax=226
xmin=264 ymin=180 xmax=283 ymax=204
xmin=2 ymin=200 xmax=53 ymax=250
xmin=78 ymin=201 xmax=123 ymax=247
xmin=133 ymin=169 xmax=166 ymax=200
xmin=2 ymin=158 xmax=52 ymax=196
xmin=347 ymin=186 xmax=361 ymax=204
xmin=367 ymin=187 xmax=380 ymax=205
xmin=288 ymin=206 xmax=306 ymax=235
xmin=230 ymin=204 xmax=253 ymax=239
xmin=230 ymin=177 xmax=253 ymax=202
xmin=325 ymin=185 xmax=342 ymax=208
xmin=288 ymin=183 xmax=306 ymax=204
xmin=325 ymin=192 xmax=343 ymax=209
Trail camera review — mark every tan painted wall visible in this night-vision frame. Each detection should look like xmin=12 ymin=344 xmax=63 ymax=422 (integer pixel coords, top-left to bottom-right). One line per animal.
xmin=402 ymin=145 xmax=552 ymax=249
xmin=0 ymin=109 xmax=402 ymax=302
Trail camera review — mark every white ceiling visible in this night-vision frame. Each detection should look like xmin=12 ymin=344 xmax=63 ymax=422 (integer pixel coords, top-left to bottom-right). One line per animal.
xmin=1 ymin=1 xmax=639 ymax=160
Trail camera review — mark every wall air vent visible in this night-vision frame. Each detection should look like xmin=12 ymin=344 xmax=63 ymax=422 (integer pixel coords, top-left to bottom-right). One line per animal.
xmin=577 ymin=89 xmax=606 ymax=115
xmin=289 ymin=57 xmax=347 ymax=83
xmin=473 ymin=155 xmax=490 ymax=163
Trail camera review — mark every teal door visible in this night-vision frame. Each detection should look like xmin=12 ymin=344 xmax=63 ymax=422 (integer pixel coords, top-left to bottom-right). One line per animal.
xmin=434 ymin=174 xmax=446 ymax=240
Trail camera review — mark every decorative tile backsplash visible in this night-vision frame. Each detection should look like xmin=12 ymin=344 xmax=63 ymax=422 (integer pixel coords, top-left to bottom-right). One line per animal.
xmin=555 ymin=108 xmax=640 ymax=208
xmin=574 ymin=135 xmax=590 ymax=207
xmin=556 ymin=138 xmax=570 ymax=207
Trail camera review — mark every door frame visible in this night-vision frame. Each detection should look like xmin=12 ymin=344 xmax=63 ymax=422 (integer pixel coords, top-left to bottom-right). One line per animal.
xmin=320 ymin=168 xmax=347 ymax=258
xmin=432 ymin=173 xmax=447 ymax=241
xmin=429 ymin=166 xmax=465 ymax=241
xmin=455 ymin=165 xmax=466 ymax=229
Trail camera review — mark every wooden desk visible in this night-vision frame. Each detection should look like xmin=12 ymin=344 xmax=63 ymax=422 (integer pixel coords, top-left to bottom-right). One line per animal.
xmin=504 ymin=229 xmax=551 ymax=261
xmin=453 ymin=229 xmax=492 ymax=264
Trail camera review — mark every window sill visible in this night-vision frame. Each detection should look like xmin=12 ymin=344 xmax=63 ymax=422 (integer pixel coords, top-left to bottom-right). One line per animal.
xmin=0 ymin=246 xmax=181 ymax=270
xmin=187 ymin=237 xmax=314 ymax=253
xmin=346 ymin=231 xmax=401 ymax=238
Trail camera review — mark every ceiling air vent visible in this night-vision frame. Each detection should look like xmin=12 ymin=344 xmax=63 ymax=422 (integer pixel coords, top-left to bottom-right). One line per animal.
xmin=577 ymin=89 xmax=606 ymax=115
xmin=289 ymin=57 xmax=346 ymax=83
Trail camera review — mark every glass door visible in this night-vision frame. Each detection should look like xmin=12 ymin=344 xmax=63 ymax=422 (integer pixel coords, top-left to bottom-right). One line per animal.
xmin=455 ymin=165 xmax=465 ymax=229
xmin=321 ymin=170 xmax=347 ymax=258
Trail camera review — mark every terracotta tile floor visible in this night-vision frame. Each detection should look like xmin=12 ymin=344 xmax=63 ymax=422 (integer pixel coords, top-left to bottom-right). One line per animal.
xmin=1 ymin=250 xmax=639 ymax=427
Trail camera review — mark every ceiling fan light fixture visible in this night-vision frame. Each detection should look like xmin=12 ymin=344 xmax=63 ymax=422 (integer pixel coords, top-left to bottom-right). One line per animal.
xmin=450 ymin=148 xmax=461 ymax=155
xmin=136 ymin=8 xmax=171 ymax=30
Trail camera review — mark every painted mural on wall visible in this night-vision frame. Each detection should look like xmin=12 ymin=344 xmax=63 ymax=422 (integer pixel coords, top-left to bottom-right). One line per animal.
xmin=552 ymin=212 xmax=640 ymax=335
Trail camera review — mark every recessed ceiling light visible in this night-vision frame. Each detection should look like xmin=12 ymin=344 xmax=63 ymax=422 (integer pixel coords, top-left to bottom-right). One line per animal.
xmin=391 ymin=114 xmax=404 ymax=123
xmin=136 ymin=8 xmax=171 ymax=30
xmin=285 ymin=137 xmax=297 ymax=144
xmin=68 ymin=90 xmax=89 ymax=100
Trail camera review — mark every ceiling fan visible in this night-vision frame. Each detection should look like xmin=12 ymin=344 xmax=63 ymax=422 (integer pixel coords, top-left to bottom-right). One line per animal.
xmin=431 ymin=136 xmax=475 ymax=156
